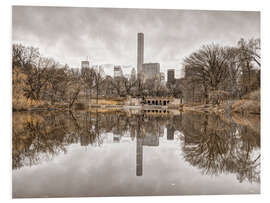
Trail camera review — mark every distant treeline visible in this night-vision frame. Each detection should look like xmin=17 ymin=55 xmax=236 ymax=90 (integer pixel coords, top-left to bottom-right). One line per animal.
xmin=12 ymin=44 xmax=178 ymax=110
xmin=12 ymin=38 xmax=260 ymax=110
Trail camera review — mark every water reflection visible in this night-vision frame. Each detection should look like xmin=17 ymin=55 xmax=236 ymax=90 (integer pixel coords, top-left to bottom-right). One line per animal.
xmin=12 ymin=110 xmax=260 ymax=196
xmin=180 ymin=113 xmax=260 ymax=183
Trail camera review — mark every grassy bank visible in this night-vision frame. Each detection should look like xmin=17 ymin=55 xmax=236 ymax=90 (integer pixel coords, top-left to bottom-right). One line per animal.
xmin=231 ymin=90 xmax=260 ymax=114
xmin=183 ymin=89 xmax=260 ymax=115
xmin=12 ymin=97 xmax=68 ymax=112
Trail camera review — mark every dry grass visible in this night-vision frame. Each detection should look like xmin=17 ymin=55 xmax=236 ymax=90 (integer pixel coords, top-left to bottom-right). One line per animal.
xmin=243 ymin=89 xmax=260 ymax=101
xmin=232 ymin=113 xmax=260 ymax=133
xmin=232 ymin=99 xmax=260 ymax=114
xmin=89 ymin=99 xmax=123 ymax=105
xmin=12 ymin=112 xmax=45 ymax=133
xmin=229 ymin=89 xmax=260 ymax=114
xmin=12 ymin=96 xmax=48 ymax=111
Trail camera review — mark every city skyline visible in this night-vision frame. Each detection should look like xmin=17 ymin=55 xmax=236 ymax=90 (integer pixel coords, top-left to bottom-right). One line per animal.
xmin=12 ymin=6 xmax=260 ymax=78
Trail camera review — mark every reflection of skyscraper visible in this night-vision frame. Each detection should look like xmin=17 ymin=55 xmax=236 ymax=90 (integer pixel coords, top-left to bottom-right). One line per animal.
xmin=159 ymin=125 xmax=165 ymax=137
xmin=130 ymin=127 xmax=136 ymax=141
xmin=113 ymin=133 xmax=121 ymax=142
xmin=80 ymin=134 xmax=90 ymax=146
xmin=143 ymin=134 xmax=159 ymax=146
xmin=136 ymin=137 xmax=143 ymax=176
xmin=137 ymin=33 xmax=144 ymax=77
xmin=113 ymin=136 xmax=120 ymax=142
xmin=167 ymin=126 xmax=175 ymax=140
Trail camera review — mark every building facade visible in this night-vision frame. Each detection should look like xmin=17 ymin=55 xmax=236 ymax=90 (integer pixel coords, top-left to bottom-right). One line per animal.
xmin=114 ymin=66 xmax=123 ymax=78
xmin=167 ymin=69 xmax=175 ymax=84
xmin=131 ymin=67 xmax=136 ymax=81
xmin=142 ymin=63 xmax=160 ymax=80
xmin=81 ymin=61 xmax=90 ymax=69
xmin=160 ymin=72 xmax=165 ymax=85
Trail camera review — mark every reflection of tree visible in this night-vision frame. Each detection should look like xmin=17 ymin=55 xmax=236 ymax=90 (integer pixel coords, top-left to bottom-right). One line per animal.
xmin=12 ymin=112 xmax=70 ymax=169
xmin=180 ymin=112 xmax=260 ymax=183
xmin=12 ymin=111 xmax=103 ymax=169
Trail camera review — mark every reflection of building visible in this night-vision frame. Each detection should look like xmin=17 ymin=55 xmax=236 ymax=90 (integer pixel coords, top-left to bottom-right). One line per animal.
xmin=137 ymin=33 xmax=144 ymax=77
xmin=136 ymin=129 xmax=160 ymax=176
xmin=167 ymin=69 xmax=175 ymax=84
xmin=130 ymin=127 xmax=136 ymax=141
xmin=143 ymin=134 xmax=159 ymax=146
xmin=142 ymin=63 xmax=160 ymax=80
xmin=114 ymin=66 xmax=123 ymax=78
xmin=80 ymin=134 xmax=90 ymax=146
xmin=81 ymin=61 xmax=90 ymax=69
xmin=167 ymin=126 xmax=175 ymax=140
xmin=159 ymin=125 xmax=165 ymax=137
xmin=113 ymin=134 xmax=121 ymax=142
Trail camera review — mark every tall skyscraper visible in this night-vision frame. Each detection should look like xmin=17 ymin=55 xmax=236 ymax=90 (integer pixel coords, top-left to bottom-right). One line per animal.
xmin=160 ymin=72 xmax=165 ymax=85
xmin=131 ymin=67 xmax=136 ymax=81
xmin=167 ymin=69 xmax=175 ymax=84
xmin=137 ymin=33 xmax=144 ymax=77
xmin=114 ymin=66 xmax=123 ymax=78
xmin=81 ymin=61 xmax=90 ymax=69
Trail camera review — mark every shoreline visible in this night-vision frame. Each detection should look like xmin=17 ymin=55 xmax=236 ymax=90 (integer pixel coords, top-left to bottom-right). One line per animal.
xmin=12 ymin=100 xmax=260 ymax=116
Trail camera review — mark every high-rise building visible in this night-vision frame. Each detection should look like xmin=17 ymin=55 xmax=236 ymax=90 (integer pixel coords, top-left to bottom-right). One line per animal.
xmin=124 ymin=73 xmax=131 ymax=80
xmin=131 ymin=68 xmax=136 ymax=81
xmin=114 ymin=66 xmax=123 ymax=78
xmin=167 ymin=69 xmax=175 ymax=84
xmin=160 ymin=72 xmax=165 ymax=85
xmin=137 ymin=33 xmax=144 ymax=77
xmin=142 ymin=63 xmax=160 ymax=80
xmin=81 ymin=61 xmax=90 ymax=69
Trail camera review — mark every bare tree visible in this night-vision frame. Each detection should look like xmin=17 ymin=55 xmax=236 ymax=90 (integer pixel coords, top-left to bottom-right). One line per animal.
xmin=81 ymin=67 xmax=95 ymax=102
xmin=123 ymin=77 xmax=137 ymax=96
xmin=66 ymin=68 xmax=82 ymax=108
xmin=46 ymin=64 xmax=69 ymax=104
xmin=23 ymin=57 xmax=53 ymax=100
xmin=92 ymin=66 xmax=105 ymax=104
xmin=111 ymin=76 xmax=125 ymax=96
xmin=12 ymin=44 xmax=40 ymax=70
xmin=183 ymin=44 xmax=231 ymax=103
xmin=238 ymin=38 xmax=260 ymax=67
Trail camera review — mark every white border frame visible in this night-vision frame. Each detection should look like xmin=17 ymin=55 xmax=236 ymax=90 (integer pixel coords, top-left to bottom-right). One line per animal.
xmin=1 ymin=1 xmax=269 ymax=203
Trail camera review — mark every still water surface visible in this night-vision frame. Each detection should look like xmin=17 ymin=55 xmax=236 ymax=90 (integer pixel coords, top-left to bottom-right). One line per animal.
xmin=12 ymin=110 xmax=260 ymax=198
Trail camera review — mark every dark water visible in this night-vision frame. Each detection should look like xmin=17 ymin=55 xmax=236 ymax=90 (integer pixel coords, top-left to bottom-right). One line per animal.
xmin=12 ymin=110 xmax=260 ymax=198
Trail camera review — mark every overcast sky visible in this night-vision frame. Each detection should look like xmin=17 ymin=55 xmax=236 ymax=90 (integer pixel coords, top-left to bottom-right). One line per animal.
xmin=12 ymin=6 xmax=260 ymax=77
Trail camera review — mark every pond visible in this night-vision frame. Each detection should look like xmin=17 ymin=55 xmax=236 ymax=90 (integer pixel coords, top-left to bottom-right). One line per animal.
xmin=12 ymin=110 xmax=260 ymax=198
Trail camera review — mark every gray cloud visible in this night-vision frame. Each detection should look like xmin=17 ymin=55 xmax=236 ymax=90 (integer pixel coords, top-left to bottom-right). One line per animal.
xmin=12 ymin=6 xmax=260 ymax=77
